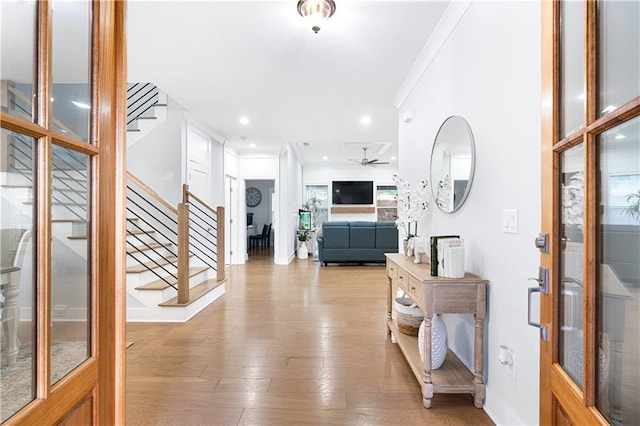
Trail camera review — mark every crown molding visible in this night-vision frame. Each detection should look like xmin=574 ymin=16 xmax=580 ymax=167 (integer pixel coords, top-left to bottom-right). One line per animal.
xmin=393 ymin=0 xmax=472 ymax=109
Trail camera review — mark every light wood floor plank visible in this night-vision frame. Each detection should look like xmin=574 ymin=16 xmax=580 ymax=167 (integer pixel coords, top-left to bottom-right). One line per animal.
xmin=126 ymin=249 xmax=494 ymax=425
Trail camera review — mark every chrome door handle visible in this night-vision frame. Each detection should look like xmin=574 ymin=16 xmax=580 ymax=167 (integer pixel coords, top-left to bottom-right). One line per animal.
xmin=527 ymin=266 xmax=549 ymax=341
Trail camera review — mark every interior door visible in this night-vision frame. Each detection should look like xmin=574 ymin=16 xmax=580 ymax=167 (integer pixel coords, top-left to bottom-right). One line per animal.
xmin=186 ymin=127 xmax=211 ymax=203
xmin=540 ymin=1 xmax=639 ymax=424
xmin=0 ymin=1 xmax=125 ymax=424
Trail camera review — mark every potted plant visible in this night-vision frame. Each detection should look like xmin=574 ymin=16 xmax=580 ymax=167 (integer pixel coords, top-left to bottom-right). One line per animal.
xmin=625 ymin=189 xmax=640 ymax=221
xmin=297 ymin=231 xmax=310 ymax=259
xmin=303 ymin=196 xmax=322 ymax=228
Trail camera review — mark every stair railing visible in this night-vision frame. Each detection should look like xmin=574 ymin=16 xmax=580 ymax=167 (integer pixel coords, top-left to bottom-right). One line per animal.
xmin=126 ymin=172 xmax=179 ymax=291
xmin=182 ymin=184 xmax=225 ymax=285
xmin=127 ymin=83 xmax=159 ymax=127
xmin=9 ymin=133 xmax=88 ymax=222
xmin=126 ymin=173 xmax=225 ymax=304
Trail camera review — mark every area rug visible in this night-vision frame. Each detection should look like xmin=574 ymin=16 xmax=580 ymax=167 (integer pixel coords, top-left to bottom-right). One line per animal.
xmin=1 ymin=341 xmax=87 ymax=422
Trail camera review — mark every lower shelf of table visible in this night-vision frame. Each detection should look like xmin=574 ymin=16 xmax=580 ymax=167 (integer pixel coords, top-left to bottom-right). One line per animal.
xmin=388 ymin=319 xmax=476 ymax=394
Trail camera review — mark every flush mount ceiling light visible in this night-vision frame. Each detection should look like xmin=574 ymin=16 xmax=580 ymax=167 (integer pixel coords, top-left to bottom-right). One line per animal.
xmin=297 ymin=0 xmax=336 ymax=33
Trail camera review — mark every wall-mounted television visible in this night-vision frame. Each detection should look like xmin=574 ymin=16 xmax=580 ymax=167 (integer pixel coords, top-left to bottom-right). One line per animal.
xmin=332 ymin=181 xmax=374 ymax=205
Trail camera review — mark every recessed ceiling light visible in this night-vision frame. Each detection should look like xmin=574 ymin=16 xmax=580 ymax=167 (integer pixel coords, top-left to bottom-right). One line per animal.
xmin=601 ymin=105 xmax=616 ymax=114
xmin=249 ymin=143 xmax=256 ymax=148
xmin=360 ymin=116 xmax=371 ymax=125
xmin=615 ymin=134 xmax=626 ymax=140
xmin=71 ymin=100 xmax=91 ymax=109
xmin=391 ymin=156 xmax=396 ymax=160
xmin=322 ymin=156 xmax=328 ymax=160
xmin=239 ymin=116 xmax=250 ymax=126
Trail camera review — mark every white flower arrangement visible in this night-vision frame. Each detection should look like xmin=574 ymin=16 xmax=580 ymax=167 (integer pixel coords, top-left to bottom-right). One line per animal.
xmin=392 ymin=174 xmax=430 ymax=239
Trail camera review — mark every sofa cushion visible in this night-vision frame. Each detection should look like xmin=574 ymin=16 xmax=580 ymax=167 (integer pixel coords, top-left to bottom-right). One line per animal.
xmin=349 ymin=222 xmax=376 ymax=248
xmin=376 ymin=221 xmax=398 ymax=249
xmin=322 ymin=222 xmax=350 ymax=248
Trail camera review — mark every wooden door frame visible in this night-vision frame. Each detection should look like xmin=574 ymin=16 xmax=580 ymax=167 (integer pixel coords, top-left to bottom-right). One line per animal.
xmin=540 ymin=1 xmax=640 ymax=424
xmin=1 ymin=1 xmax=126 ymax=424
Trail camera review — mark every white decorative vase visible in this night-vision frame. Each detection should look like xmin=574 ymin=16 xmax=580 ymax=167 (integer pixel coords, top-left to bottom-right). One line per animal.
xmin=418 ymin=314 xmax=448 ymax=369
xmin=297 ymin=242 xmax=308 ymax=259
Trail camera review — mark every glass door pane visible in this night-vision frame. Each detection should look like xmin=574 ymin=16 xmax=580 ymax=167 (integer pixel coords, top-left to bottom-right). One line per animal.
xmin=598 ymin=1 xmax=640 ymax=116
xmin=597 ymin=117 xmax=640 ymax=424
xmin=0 ymin=129 xmax=36 ymax=421
xmin=50 ymin=144 xmax=91 ymax=384
xmin=0 ymin=0 xmax=37 ymax=122
xmin=559 ymin=143 xmax=585 ymax=389
xmin=51 ymin=0 xmax=92 ymax=142
xmin=560 ymin=1 xmax=585 ymax=138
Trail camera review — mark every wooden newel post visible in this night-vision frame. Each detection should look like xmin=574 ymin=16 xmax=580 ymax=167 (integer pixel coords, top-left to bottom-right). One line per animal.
xmin=177 ymin=203 xmax=190 ymax=304
xmin=182 ymin=183 xmax=189 ymax=204
xmin=216 ymin=206 xmax=225 ymax=281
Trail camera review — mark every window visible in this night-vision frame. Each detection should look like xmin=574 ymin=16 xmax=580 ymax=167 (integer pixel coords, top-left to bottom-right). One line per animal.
xmin=376 ymin=185 xmax=397 ymax=221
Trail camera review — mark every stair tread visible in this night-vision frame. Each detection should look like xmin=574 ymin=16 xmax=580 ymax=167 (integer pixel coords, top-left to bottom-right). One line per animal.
xmin=67 ymin=235 xmax=88 ymax=240
xmin=53 ymin=219 xmax=86 ymax=223
xmin=135 ymin=266 xmax=208 ymax=290
xmin=126 ymin=241 xmax=173 ymax=254
xmin=134 ymin=116 xmax=157 ymax=120
xmin=0 ymin=184 xmax=33 ymax=188
xmin=159 ymin=278 xmax=226 ymax=307
xmin=126 ymin=255 xmax=179 ymax=273
xmin=127 ymin=229 xmax=155 ymax=236
xmin=127 ymin=129 xmax=141 ymax=133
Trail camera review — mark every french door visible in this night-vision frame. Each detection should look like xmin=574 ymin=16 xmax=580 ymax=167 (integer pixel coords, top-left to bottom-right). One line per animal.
xmin=0 ymin=1 xmax=125 ymax=424
xmin=540 ymin=1 xmax=639 ymax=424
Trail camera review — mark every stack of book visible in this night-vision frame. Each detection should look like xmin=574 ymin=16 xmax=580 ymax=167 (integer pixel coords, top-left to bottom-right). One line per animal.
xmin=430 ymin=235 xmax=465 ymax=278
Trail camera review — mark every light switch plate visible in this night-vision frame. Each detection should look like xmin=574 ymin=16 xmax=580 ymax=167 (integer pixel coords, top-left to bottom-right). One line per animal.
xmin=502 ymin=209 xmax=519 ymax=234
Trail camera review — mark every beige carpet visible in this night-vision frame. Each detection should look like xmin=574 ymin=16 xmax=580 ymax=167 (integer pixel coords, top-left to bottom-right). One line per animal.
xmin=1 ymin=341 xmax=87 ymax=422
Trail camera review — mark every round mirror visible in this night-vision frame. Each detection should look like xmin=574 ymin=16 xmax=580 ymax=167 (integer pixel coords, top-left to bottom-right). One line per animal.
xmin=430 ymin=116 xmax=476 ymax=213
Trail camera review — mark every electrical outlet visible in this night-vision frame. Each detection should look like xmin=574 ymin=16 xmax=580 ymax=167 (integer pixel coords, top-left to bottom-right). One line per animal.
xmin=499 ymin=345 xmax=517 ymax=381
xmin=507 ymin=351 xmax=517 ymax=380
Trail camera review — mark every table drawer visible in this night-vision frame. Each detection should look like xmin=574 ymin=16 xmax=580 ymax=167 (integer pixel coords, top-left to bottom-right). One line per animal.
xmin=387 ymin=260 xmax=399 ymax=281
xmin=407 ymin=275 xmax=424 ymax=308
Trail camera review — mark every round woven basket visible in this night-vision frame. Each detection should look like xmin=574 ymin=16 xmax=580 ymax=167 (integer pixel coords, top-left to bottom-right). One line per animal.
xmin=394 ymin=297 xmax=424 ymax=336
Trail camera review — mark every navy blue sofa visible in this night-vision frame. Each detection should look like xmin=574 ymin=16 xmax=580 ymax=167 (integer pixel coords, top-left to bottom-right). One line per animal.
xmin=316 ymin=221 xmax=398 ymax=265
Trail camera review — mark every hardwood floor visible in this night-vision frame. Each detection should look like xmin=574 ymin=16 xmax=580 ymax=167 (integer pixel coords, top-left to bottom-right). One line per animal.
xmin=126 ymin=250 xmax=494 ymax=425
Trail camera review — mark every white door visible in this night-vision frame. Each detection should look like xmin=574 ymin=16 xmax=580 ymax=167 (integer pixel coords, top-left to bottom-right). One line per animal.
xmin=224 ymin=175 xmax=235 ymax=264
xmin=186 ymin=126 xmax=211 ymax=203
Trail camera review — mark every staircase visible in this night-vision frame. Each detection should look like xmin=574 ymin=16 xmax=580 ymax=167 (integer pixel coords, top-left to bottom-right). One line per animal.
xmin=125 ymin=173 xmax=226 ymax=322
xmin=1 ymin=82 xmax=225 ymax=323
xmin=126 ymin=83 xmax=168 ymax=148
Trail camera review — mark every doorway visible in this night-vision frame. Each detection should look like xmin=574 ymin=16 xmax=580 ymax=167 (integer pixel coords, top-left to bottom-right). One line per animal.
xmin=245 ymin=179 xmax=275 ymax=260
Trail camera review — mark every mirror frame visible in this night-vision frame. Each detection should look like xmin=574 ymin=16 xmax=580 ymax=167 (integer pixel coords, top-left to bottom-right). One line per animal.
xmin=430 ymin=116 xmax=476 ymax=213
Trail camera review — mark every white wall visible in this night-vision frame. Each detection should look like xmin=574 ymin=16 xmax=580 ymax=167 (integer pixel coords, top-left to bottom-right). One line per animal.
xmin=127 ymin=100 xmax=184 ymax=205
xmin=396 ymin=2 xmax=541 ymax=425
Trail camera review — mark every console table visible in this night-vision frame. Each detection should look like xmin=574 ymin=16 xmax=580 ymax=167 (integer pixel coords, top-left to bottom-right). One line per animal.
xmin=385 ymin=253 xmax=488 ymax=408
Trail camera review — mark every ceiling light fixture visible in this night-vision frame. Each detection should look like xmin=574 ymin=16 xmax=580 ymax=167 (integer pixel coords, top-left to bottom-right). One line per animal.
xmin=71 ymin=100 xmax=91 ymax=109
xmin=297 ymin=0 xmax=336 ymax=34
xmin=239 ymin=116 xmax=250 ymax=126
xmin=360 ymin=116 xmax=371 ymax=126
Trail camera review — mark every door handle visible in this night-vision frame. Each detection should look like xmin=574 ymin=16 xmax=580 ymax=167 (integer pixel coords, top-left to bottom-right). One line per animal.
xmin=527 ymin=266 xmax=549 ymax=341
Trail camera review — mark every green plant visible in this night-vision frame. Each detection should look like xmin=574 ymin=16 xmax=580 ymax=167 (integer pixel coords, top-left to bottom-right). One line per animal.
xmin=625 ymin=189 xmax=640 ymax=221
xmin=303 ymin=196 xmax=322 ymax=226
xmin=297 ymin=231 xmax=310 ymax=242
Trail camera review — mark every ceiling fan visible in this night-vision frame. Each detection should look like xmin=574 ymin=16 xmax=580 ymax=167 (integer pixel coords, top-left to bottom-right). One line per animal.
xmin=349 ymin=147 xmax=389 ymax=166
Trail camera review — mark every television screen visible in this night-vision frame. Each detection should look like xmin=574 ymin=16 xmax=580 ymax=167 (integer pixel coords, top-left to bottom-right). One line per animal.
xmin=332 ymin=181 xmax=374 ymax=205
